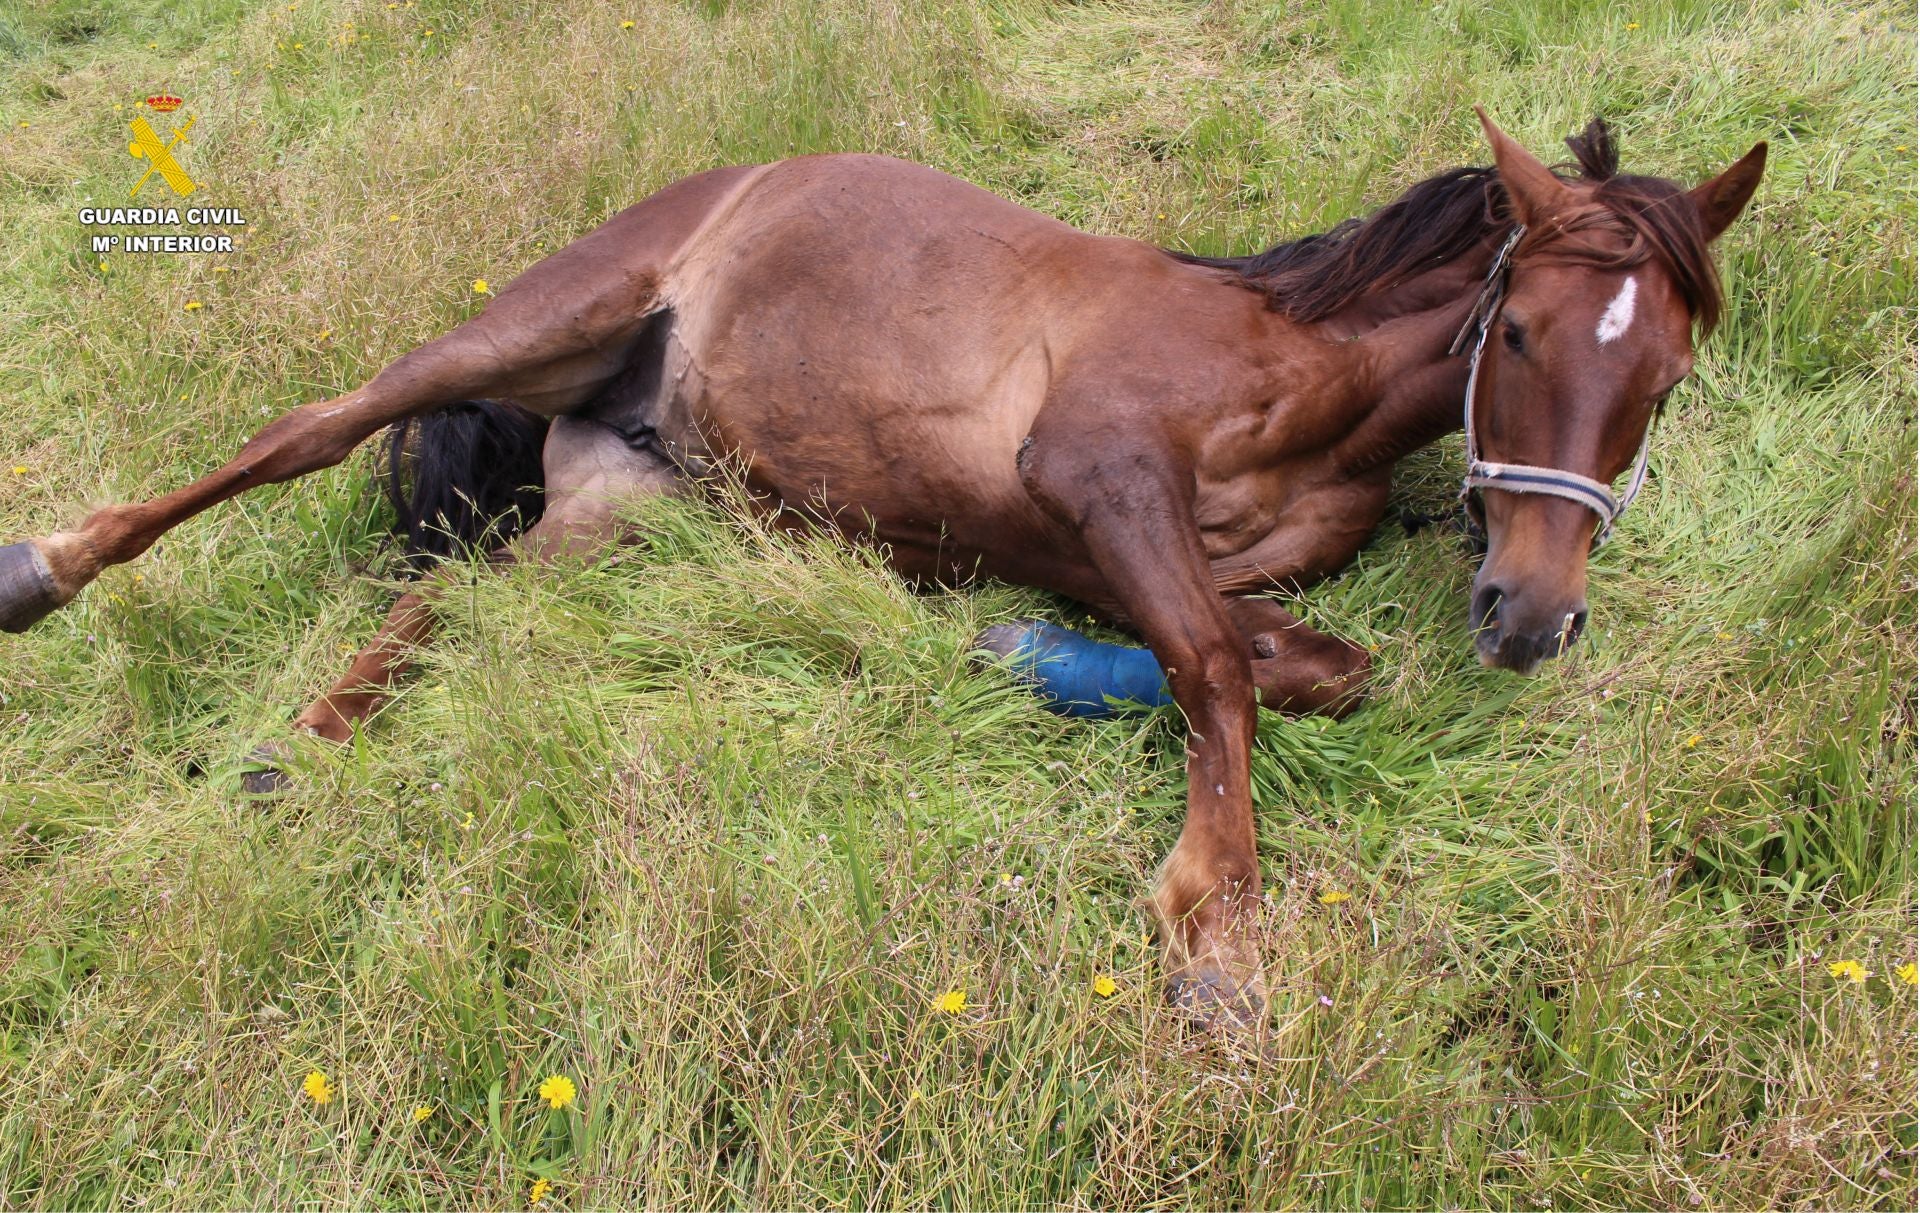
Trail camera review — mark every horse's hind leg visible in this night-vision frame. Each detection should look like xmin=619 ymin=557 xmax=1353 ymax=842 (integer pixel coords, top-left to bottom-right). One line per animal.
xmin=1224 ymin=595 xmax=1371 ymax=717
xmin=0 ymin=280 xmax=662 ymax=635
xmin=244 ymin=419 xmax=679 ymax=790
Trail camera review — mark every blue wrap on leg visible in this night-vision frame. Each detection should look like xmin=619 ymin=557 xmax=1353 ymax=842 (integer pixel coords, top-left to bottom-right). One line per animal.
xmin=996 ymin=620 xmax=1173 ymax=718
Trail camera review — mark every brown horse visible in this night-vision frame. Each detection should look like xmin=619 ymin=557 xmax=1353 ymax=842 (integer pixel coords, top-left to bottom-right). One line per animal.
xmin=0 ymin=110 xmax=1763 ymax=1028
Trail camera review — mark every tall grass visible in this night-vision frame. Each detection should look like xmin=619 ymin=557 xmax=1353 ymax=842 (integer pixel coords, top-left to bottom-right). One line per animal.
xmin=0 ymin=1 xmax=1913 ymax=1208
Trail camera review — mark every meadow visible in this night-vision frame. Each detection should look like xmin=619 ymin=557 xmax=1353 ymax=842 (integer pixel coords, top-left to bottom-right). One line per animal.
xmin=0 ymin=0 xmax=1914 ymax=1208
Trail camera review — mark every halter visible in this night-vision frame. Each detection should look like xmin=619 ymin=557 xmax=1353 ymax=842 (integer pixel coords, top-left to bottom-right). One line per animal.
xmin=1449 ymin=226 xmax=1653 ymax=547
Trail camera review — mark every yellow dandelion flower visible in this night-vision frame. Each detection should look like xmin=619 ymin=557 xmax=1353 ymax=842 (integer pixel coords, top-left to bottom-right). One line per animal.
xmin=538 ymin=1074 xmax=577 ymax=1109
xmin=12 ymin=466 xmax=28 ymax=475
xmin=1318 ymin=889 xmax=1352 ymax=905
xmin=412 ymin=1104 xmax=433 ymax=1123
xmin=1827 ymin=960 xmax=1869 ymax=983
xmin=472 ymin=278 xmax=490 ymax=294
xmin=1092 ymin=974 xmax=1118 ymax=998
xmin=530 ymin=1178 xmax=553 ymax=1204
xmin=933 ymin=988 xmax=967 ymax=1014
xmin=1896 ymin=962 xmax=1917 ymax=987
xmin=621 ymin=20 xmax=636 ymax=29
xmin=1626 ymin=22 xmax=1641 ymax=30
xmin=1715 ymin=630 xmax=1734 ymax=641
xmin=302 ymin=1070 xmax=334 ymax=1104
xmin=387 ymin=213 xmax=401 ymax=223
xmin=1685 ymin=734 xmax=1702 ymax=748
xmin=184 ymin=300 xmax=203 ymax=311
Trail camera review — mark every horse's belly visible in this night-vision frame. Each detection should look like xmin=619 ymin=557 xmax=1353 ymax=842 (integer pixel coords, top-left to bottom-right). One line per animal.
xmin=656 ymin=315 xmax=1058 ymax=561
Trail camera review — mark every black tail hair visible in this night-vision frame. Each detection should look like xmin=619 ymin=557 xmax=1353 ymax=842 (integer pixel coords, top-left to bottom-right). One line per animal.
xmin=383 ymin=400 xmax=549 ymax=572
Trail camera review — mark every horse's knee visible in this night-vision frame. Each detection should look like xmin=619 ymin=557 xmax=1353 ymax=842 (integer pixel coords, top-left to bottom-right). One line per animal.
xmin=1253 ymin=634 xmax=1370 ymax=717
xmin=1311 ymin=640 xmax=1371 ymax=717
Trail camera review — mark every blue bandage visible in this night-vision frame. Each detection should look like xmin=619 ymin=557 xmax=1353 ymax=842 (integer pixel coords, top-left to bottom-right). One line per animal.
xmin=993 ymin=620 xmax=1172 ymax=718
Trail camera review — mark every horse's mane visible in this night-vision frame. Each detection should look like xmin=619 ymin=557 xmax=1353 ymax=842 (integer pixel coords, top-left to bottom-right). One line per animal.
xmin=1167 ymin=118 xmax=1723 ymax=333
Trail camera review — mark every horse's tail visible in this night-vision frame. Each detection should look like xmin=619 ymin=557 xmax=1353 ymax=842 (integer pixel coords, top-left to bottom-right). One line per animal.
xmin=382 ymin=399 xmax=549 ymax=572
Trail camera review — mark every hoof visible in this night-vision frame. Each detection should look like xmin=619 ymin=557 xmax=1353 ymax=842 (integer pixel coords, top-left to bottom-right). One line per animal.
xmin=969 ymin=620 xmax=1038 ymax=663
xmin=239 ymin=744 xmax=294 ymax=796
xmin=0 ymin=542 xmax=62 ymax=634
xmin=1168 ymin=971 xmax=1267 ymax=1032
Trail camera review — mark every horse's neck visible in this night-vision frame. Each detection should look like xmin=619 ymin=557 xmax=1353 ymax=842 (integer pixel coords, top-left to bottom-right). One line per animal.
xmin=1321 ymin=255 xmax=1492 ymax=477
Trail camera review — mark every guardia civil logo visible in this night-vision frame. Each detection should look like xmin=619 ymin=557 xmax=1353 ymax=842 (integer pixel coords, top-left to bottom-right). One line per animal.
xmin=127 ymin=93 xmax=196 ymax=198
xmin=78 ymin=93 xmax=248 ymax=257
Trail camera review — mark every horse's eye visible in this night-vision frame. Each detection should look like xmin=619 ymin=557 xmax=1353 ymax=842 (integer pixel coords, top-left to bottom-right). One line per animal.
xmin=1502 ymin=321 xmax=1525 ymax=353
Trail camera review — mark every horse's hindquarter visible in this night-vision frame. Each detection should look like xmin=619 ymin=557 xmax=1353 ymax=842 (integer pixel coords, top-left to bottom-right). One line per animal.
xmin=655 ymin=156 xmax=1081 ymax=557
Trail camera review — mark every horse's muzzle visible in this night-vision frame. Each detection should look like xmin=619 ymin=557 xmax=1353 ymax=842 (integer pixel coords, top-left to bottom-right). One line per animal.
xmin=1470 ymin=581 xmax=1587 ymax=675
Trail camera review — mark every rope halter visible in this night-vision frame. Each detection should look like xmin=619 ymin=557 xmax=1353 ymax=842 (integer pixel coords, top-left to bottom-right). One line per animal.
xmin=1449 ymin=226 xmax=1654 ymax=548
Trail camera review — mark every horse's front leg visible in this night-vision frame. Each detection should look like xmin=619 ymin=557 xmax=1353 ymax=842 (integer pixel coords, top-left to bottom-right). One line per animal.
xmin=1020 ymin=434 xmax=1266 ymax=1030
xmin=1224 ymin=595 xmax=1372 ymax=717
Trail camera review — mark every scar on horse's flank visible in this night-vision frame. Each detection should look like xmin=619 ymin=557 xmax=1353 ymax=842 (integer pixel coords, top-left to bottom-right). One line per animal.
xmin=1596 ymin=276 xmax=1639 ymax=345
xmin=0 ymin=111 xmax=1765 ymax=1031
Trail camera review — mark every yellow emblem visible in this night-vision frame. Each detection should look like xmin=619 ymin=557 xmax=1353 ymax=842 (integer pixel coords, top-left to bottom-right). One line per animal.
xmin=128 ymin=94 xmax=196 ymax=198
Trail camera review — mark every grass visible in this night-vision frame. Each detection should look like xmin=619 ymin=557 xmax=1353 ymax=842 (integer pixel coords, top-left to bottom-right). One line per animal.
xmin=0 ymin=0 xmax=1914 ymax=1208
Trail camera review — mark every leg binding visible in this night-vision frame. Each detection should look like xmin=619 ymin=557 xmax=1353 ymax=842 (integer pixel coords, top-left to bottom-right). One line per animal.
xmin=973 ymin=618 xmax=1173 ymax=718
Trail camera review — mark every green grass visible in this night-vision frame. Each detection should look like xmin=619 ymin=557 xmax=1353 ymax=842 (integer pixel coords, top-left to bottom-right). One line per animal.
xmin=1 ymin=0 xmax=1914 ymax=1208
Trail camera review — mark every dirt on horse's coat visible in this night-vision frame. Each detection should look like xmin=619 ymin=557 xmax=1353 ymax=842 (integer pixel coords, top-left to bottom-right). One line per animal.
xmin=0 ymin=111 xmax=1764 ymax=1029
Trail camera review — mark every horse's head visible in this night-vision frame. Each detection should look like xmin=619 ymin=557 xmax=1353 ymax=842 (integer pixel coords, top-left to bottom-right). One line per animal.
xmin=1464 ymin=110 xmax=1764 ymax=674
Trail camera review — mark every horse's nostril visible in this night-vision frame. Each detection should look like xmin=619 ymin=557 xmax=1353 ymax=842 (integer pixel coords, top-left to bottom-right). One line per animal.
xmin=1559 ymin=610 xmax=1589 ymax=648
xmin=1471 ymin=585 xmax=1505 ymax=635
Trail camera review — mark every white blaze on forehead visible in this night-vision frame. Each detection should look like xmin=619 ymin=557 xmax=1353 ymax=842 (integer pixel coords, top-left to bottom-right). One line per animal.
xmin=1595 ymin=276 xmax=1638 ymax=346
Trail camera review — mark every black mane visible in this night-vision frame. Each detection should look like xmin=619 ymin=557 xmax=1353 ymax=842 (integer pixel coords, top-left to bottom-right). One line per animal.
xmin=1168 ymin=166 xmax=1507 ymax=322
xmin=1168 ymin=118 xmax=1723 ymax=332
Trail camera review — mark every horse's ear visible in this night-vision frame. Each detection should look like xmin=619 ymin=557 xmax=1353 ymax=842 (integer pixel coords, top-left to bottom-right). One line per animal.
xmin=1689 ymin=141 xmax=1767 ymax=242
xmin=1474 ymin=105 xmax=1571 ymax=225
